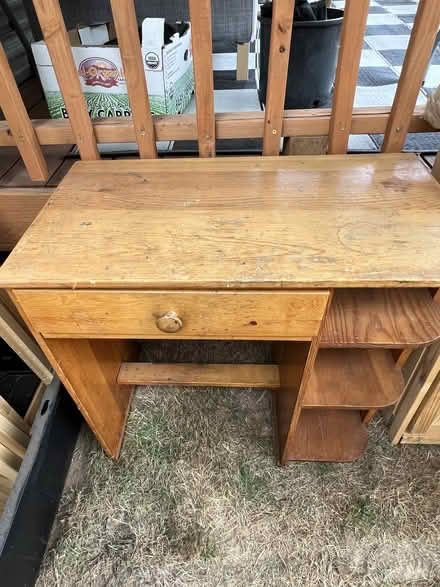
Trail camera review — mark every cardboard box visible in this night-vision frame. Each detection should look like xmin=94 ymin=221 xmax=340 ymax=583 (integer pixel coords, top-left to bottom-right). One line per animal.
xmin=32 ymin=18 xmax=194 ymax=120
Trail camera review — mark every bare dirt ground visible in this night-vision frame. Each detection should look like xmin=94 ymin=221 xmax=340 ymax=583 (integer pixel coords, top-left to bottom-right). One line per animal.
xmin=37 ymin=342 xmax=440 ymax=587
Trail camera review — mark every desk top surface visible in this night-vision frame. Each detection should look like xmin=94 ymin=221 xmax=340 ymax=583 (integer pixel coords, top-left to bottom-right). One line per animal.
xmin=1 ymin=153 xmax=440 ymax=290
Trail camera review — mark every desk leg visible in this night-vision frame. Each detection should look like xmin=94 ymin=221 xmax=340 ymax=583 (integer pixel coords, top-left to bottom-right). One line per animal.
xmin=273 ymin=339 xmax=319 ymax=464
xmin=38 ymin=338 xmax=136 ymax=458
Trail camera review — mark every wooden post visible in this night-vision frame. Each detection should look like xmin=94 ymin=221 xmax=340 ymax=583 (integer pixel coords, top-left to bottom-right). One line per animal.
xmin=0 ymin=44 xmax=48 ymax=181
xmin=263 ymin=0 xmax=295 ymax=156
xmin=189 ymin=0 xmax=216 ymax=157
xmin=236 ymin=43 xmax=249 ymax=81
xmin=383 ymin=0 xmax=440 ymax=153
xmin=32 ymin=0 xmax=100 ymax=160
xmin=328 ymin=0 xmax=370 ymax=154
xmin=110 ymin=0 xmax=157 ymax=159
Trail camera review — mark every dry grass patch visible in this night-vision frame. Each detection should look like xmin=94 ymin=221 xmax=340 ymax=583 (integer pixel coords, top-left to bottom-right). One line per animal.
xmin=37 ymin=343 xmax=440 ymax=587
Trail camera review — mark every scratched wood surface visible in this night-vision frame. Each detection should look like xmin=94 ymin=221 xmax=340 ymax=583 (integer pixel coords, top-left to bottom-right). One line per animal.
xmin=1 ymin=154 xmax=440 ymax=290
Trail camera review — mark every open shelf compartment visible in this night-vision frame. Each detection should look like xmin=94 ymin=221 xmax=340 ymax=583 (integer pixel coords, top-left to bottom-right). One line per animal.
xmin=321 ymin=288 xmax=440 ymax=348
xmin=303 ymin=348 xmax=404 ymax=409
xmin=281 ymin=409 xmax=368 ymax=463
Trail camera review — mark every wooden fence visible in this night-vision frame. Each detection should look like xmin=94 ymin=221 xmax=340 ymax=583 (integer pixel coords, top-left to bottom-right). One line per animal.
xmin=0 ymin=0 xmax=438 ymax=173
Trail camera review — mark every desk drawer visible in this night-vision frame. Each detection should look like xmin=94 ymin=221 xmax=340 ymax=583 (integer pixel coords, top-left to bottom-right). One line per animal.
xmin=14 ymin=290 xmax=330 ymax=340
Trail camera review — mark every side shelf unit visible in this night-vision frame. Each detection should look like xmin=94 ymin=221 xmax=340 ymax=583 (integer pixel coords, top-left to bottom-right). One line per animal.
xmin=277 ymin=288 xmax=440 ymax=463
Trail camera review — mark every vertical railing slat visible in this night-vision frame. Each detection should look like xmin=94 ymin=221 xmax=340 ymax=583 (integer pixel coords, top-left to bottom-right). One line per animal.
xmin=110 ymin=0 xmax=157 ymax=159
xmin=328 ymin=0 xmax=370 ymax=154
xmin=32 ymin=0 xmax=100 ymax=160
xmin=0 ymin=44 xmax=48 ymax=181
xmin=383 ymin=0 xmax=440 ymax=153
xmin=188 ymin=0 xmax=216 ymax=158
xmin=263 ymin=0 xmax=295 ymax=156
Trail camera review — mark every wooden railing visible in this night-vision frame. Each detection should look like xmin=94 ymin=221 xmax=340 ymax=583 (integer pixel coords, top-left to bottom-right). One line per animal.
xmin=0 ymin=0 xmax=439 ymax=174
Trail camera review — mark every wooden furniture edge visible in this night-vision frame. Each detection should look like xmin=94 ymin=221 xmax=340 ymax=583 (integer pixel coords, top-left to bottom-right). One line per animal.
xmin=118 ymin=363 xmax=280 ymax=388
xmin=8 ymin=290 xmax=137 ymax=458
xmin=0 ymin=188 xmax=53 ymax=251
xmin=0 ymin=296 xmax=52 ymax=384
xmin=321 ymin=288 xmax=440 ymax=349
xmin=391 ymin=341 xmax=440 ymax=444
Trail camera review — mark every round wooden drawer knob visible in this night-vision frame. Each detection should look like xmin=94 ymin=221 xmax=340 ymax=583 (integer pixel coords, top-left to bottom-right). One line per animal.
xmin=155 ymin=312 xmax=183 ymax=333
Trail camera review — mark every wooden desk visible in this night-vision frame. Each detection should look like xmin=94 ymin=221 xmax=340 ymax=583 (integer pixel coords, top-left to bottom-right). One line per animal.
xmin=1 ymin=153 xmax=440 ymax=463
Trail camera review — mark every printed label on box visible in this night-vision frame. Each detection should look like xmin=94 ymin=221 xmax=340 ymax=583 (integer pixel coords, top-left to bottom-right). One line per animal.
xmin=32 ymin=18 xmax=194 ymax=119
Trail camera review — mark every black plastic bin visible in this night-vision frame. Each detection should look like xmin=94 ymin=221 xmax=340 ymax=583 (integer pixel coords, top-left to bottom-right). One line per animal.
xmin=259 ymin=5 xmax=344 ymax=109
xmin=0 ymin=340 xmax=40 ymax=417
xmin=0 ymin=379 xmax=81 ymax=587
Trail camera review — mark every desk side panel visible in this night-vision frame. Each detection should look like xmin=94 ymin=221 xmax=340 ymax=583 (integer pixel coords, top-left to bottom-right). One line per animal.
xmin=9 ymin=290 xmax=137 ymax=458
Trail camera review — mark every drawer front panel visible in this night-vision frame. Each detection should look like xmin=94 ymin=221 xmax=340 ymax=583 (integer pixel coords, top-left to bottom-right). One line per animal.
xmin=15 ymin=289 xmax=330 ymax=340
